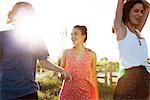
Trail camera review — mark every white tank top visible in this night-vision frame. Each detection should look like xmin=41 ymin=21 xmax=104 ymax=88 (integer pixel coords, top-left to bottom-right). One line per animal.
xmin=118 ymin=26 xmax=150 ymax=72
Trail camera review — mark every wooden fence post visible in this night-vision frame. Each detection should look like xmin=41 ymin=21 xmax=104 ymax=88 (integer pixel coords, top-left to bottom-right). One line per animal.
xmin=109 ymin=62 xmax=113 ymax=86
xmin=104 ymin=64 xmax=107 ymax=85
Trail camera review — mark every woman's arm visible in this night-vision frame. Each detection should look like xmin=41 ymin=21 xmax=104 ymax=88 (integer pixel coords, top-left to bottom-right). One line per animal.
xmin=60 ymin=50 xmax=72 ymax=80
xmin=136 ymin=0 xmax=150 ymax=31
xmin=114 ymin=0 xmax=126 ymax=41
xmin=90 ymin=51 xmax=99 ymax=99
xmin=60 ymin=50 xmax=67 ymax=68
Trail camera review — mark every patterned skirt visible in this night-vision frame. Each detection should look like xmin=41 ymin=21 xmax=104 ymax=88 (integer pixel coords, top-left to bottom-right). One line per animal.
xmin=113 ymin=66 xmax=150 ymax=100
xmin=59 ymin=79 xmax=96 ymax=100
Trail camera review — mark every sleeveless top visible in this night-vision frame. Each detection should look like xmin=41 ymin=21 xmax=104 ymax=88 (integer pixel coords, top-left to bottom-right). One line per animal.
xmin=59 ymin=48 xmax=99 ymax=100
xmin=118 ymin=26 xmax=150 ymax=72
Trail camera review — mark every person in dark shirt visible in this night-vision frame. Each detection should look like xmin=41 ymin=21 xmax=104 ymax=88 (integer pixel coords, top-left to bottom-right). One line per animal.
xmin=0 ymin=2 xmax=70 ymax=100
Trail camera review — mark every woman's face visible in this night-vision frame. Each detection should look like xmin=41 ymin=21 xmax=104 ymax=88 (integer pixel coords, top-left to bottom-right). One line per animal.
xmin=71 ymin=28 xmax=85 ymax=45
xmin=128 ymin=3 xmax=144 ymax=26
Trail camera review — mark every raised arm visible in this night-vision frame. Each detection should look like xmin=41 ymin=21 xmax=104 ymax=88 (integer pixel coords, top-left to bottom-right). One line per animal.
xmin=114 ymin=0 xmax=127 ymax=41
xmin=136 ymin=0 xmax=150 ymax=31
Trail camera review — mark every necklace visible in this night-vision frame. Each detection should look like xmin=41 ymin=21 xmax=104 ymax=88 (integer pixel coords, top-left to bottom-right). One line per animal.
xmin=134 ymin=29 xmax=142 ymax=46
xmin=138 ymin=39 xmax=142 ymax=46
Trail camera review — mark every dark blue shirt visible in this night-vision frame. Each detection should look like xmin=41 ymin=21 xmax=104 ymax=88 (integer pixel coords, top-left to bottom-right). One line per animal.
xmin=0 ymin=30 xmax=49 ymax=99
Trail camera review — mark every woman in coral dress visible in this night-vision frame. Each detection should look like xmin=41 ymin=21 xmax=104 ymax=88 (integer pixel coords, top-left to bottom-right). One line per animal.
xmin=59 ymin=25 xmax=99 ymax=100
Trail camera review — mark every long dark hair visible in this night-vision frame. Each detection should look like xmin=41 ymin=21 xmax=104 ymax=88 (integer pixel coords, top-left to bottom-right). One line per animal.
xmin=122 ymin=0 xmax=144 ymax=24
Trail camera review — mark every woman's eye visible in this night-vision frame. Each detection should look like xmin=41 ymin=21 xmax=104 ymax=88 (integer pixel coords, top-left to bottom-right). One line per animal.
xmin=141 ymin=10 xmax=144 ymax=14
xmin=134 ymin=10 xmax=139 ymax=12
xmin=74 ymin=32 xmax=78 ymax=35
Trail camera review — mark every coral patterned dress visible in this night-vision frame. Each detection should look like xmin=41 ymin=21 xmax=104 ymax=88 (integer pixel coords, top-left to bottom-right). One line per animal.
xmin=59 ymin=48 xmax=99 ymax=100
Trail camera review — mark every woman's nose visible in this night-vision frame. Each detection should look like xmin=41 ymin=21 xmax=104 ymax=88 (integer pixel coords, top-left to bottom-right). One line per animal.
xmin=138 ymin=11 xmax=143 ymax=17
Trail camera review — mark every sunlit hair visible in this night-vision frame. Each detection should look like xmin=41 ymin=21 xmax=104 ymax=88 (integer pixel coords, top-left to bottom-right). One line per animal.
xmin=122 ymin=0 xmax=144 ymax=24
xmin=74 ymin=25 xmax=87 ymax=43
xmin=7 ymin=2 xmax=34 ymax=24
